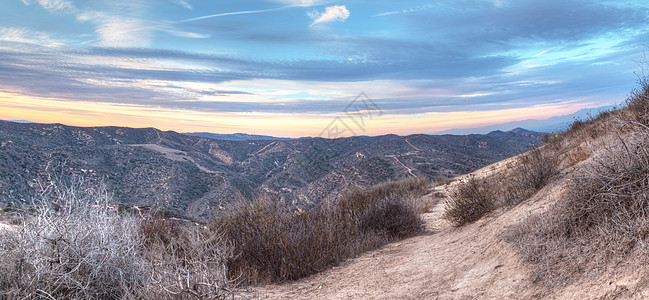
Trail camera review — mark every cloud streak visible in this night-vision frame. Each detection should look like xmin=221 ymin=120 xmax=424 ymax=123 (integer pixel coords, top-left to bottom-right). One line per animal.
xmin=172 ymin=0 xmax=193 ymax=10
xmin=178 ymin=6 xmax=291 ymax=23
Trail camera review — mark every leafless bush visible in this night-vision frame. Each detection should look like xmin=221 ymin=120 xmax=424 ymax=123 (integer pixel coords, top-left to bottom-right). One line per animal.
xmin=0 ymin=178 xmax=236 ymax=299
xmin=139 ymin=218 xmax=235 ymax=299
xmin=444 ymin=176 xmax=495 ymax=226
xmin=215 ymin=196 xmax=352 ymax=283
xmin=214 ymin=178 xmax=425 ymax=284
xmin=357 ymin=193 xmax=423 ymax=238
xmin=515 ymin=147 xmax=559 ymax=191
xmin=0 ymin=179 xmax=144 ymax=299
xmin=339 ymin=176 xmax=429 ymax=207
xmin=627 ymin=77 xmax=649 ymax=126
xmin=499 ymin=146 xmax=559 ymax=206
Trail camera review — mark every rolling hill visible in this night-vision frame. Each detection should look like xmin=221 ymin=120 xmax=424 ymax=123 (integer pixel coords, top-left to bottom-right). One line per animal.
xmin=0 ymin=121 xmax=541 ymax=218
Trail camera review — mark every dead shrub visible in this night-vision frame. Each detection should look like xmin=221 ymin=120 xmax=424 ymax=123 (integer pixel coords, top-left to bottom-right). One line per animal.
xmin=515 ymin=147 xmax=559 ymax=191
xmin=508 ymin=120 xmax=649 ymax=285
xmin=444 ymin=176 xmax=495 ymax=226
xmin=0 ymin=179 xmax=145 ymax=299
xmin=0 ymin=178 xmax=236 ymax=299
xmin=139 ymin=219 xmax=235 ymax=299
xmin=626 ymin=77 xmax=649 ymax=126
xmin=445 ymin=146 xmax=559 ymax=226
xmin=566 ymin=147 xmax=590 ymax=166
xmin=338 ymin=176 xmax=429 ymax=209
xmin=496 ymin=146 xmax=560 ymax=207
xmin=355 ymin=193 xmax=424 ymax=239
xmin=139 ymin=217 xmax=182 ymax=246
xmin=214 ymin=178 xmax=425 ymax=284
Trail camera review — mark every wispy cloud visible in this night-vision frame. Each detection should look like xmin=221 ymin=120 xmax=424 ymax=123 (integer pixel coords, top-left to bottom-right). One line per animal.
xmin=0 ymin=27 xmax=62 ymax=47
xmin=172 ymin=0 xmax=193 ymax=10
xmin=3 ymin=0 xmax=648 ymax=136
xmin=375 ymin=4 xmax=434 ymax=17
xmin=77 ymin=11 xmax=152 ymax=48
xmin=308 ymin=5 xmax=350 ymax=26
xmin=164 ymin=29 xmax=210 ymax=39
xmin=21 ymin=0 xmax=74 ymax=12
xmin=178 ymin=6 xmax=289 ymax=23
xmin=532 ymin=46 xmax=561 ymax=58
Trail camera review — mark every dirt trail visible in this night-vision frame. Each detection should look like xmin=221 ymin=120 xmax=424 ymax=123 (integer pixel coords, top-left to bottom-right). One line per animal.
xmin=242 ymin=183 xmax=540 ymax=299
xmin=387 ymin=155 xmax=417 ymax=178
xmin=240 ymin=155 xmax=645 ymax=299
xmin=405 ymin=139 xmax=420 ymax=151
xmin=255 ymin=141 xmax=277 ymax=154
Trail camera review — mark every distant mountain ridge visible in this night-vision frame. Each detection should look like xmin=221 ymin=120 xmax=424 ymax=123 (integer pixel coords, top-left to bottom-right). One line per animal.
xmin=436 ymin=105 xmax=617 ymax=135
xmin=183 ymin=132 xmax=292 ymax=141
xmin=0 ymin=120 xmax=543 ymax=218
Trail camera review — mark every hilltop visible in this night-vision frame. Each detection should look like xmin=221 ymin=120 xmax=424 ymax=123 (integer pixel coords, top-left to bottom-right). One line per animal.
xmin=0 ymin=121 xmax=541 ymax=218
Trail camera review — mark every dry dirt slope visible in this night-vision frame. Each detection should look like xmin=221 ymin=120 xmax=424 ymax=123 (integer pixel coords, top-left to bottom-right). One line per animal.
xmin=240 ymin=156 xmax=649 ymax=299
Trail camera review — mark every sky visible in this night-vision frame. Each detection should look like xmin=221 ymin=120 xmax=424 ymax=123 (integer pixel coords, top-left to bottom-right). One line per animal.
xmin=0 ymin=0 xmax=648 ymax=138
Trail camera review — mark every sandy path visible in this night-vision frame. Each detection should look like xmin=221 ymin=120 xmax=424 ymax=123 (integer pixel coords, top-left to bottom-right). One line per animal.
xmin=240 ymin=185 xmax=542 ymax=300
xmin=405 ymin=139 xmax=420 ymax=151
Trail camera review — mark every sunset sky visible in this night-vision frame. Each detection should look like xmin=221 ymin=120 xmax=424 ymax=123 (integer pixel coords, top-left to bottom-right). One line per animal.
xmin=0 ymin=0 xmax=647 ymax=137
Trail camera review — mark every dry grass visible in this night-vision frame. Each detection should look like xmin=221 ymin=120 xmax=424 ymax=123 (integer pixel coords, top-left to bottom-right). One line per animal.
xmin=507 ymin=79 xmax=649 ymax=286
xmin=627 ymin=77 xmax=649 ymax=125
xmin=0 ymin=175 xmax=429 ymax=296
xmin=444 ymin=146 xmax=558 ymax=226
xmin=213 ymin=177 xmax=427 ymax=284
xmin=508 ymin=124 xmax=649 ymax=285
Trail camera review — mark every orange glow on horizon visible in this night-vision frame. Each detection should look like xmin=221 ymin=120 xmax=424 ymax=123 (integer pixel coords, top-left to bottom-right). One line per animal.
xmin=0 ymin=91 xmax=601 ymax=138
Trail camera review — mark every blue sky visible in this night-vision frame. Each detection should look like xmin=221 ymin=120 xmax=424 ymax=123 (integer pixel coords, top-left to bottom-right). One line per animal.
xmin=0 ymin=0 xmax=647 ymax=137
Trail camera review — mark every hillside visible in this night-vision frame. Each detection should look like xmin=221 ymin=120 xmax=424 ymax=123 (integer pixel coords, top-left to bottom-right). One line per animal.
xmin=243 ymin=86 xmax=649 ymax=298
xmin=0 ymin=121 xmax=541 ymax=218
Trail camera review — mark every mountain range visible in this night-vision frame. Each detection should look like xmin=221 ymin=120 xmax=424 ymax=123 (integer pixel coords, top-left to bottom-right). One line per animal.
xmin=0 ymin=121 xmax=542 ymax=218
xmin=435 ymin=105 xmax=616 ymax=135
xmin=183 ymin=132 xmax=292 ymax=141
